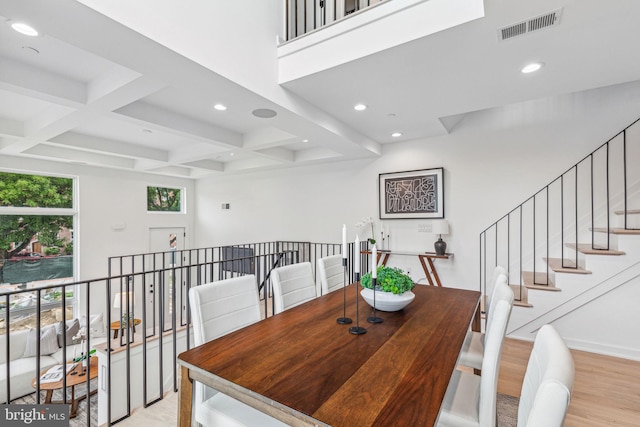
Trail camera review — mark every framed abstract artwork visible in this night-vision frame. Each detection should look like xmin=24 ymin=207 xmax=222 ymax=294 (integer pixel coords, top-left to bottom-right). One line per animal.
xmin=378 ymin=168 xmax=444 ymax=219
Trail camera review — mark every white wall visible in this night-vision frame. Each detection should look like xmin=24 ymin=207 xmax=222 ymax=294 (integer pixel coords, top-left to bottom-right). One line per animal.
xmin=0 ymin=156 xmax=195 ymax=315
xmin=195 ymin=81 xmax=640 ymax=290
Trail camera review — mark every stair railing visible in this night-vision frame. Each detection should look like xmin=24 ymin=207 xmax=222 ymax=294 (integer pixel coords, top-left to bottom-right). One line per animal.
xmin=285 ymin=0 xmax=387 ymax=41
xmin=480 ymin=117 xmax=640 ymax=306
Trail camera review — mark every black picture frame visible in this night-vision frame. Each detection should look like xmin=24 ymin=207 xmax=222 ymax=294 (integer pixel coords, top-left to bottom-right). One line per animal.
xmin=378 ymin=168 xmax=444 ymax=219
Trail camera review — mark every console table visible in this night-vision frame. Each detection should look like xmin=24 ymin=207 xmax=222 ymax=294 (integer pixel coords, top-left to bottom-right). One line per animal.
xmin=361 ymin=250 xmax=453 ymax=287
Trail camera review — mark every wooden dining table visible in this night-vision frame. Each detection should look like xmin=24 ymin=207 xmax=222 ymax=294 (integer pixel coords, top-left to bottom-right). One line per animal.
xmin=177 ymin=283 xmax=481 ymax=427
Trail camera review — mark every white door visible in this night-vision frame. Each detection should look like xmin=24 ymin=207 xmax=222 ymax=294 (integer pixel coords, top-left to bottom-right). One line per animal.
xmin=148 ymin=227 xmax=186 ymax=332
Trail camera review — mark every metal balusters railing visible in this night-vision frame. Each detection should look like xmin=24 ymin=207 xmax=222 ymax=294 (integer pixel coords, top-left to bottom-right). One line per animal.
xmin=480 ymin=116 xmax=640 ymax=307
xmin=286 ymin=0 xmax=383 ymax=41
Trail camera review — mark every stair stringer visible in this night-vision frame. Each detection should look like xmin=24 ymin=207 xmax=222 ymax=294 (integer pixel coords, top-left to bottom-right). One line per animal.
xmin=507 ymin=259 xmax=640 ymax=360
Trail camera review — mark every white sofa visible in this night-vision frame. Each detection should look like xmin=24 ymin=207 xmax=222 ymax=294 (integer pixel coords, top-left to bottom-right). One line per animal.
xmin=1 ymin=324 xmax=106 ymax=403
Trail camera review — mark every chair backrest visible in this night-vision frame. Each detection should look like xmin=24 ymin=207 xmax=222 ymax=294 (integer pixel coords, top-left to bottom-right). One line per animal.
xmin=271 ymin=262 xmax=317 ymax=314
xmin=486 ymin=265 xmax=508 ymax=317
xmin=478 ymin=279 xmax=514 ymax=427
xmin=317 ymin=254 xmax=344 ymax=295
xmin=518 ymin=325 xmax=575 ymax=427
xmin=188 ymin=274 xmax=261 ymax=346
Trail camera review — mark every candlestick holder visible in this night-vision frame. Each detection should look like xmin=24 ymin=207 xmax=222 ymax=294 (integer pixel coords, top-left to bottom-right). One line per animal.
xmin=367 ymin=277 xmax=383 ymax=324
xmin=349 ymin=273 xmax=366 ymax=335
xmin=337 ymin=258 xmax=353 ymax=324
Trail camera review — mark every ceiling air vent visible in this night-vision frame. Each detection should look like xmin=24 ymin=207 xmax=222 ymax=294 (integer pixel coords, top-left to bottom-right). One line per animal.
xmin=498 ymin=8 xmax=562 ymax=41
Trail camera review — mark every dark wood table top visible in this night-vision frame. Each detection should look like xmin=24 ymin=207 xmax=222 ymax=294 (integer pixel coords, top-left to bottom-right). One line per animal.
xmin=178 ymin=283 xmax=480 ymax=427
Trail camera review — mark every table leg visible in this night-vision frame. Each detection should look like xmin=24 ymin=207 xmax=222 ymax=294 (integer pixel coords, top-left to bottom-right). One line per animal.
xmin=418 ymin=256 xmax=436 ymax=286
xmin=376 ymin=253 xmax=390 ymax=266
xmin=178 ymin=365 xmax=193 ymax=427
xmin=44 ymin=390 xmax=53 ymax=404
xmin=426 ymin=257 xmax=443 ymax=287
xmin=113 ymin=329 xmax=118 ymax=339
xmin=472 ymin=301 xmax=482 ymax=375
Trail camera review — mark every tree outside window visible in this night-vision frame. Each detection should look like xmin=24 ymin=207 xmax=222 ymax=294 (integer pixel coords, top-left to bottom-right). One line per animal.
xmin=147 ymin=186 xmax=183 ymax=212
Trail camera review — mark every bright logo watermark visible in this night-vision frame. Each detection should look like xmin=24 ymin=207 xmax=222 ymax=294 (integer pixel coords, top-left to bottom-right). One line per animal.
xmin=1 ymin=405 xmax=69 ymax=426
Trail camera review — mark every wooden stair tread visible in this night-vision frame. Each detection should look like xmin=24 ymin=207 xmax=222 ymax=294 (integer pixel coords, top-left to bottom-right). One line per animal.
xmin=591 ymin=227 xmax=640 ymax=235
xmin=481 ymin=285 xmax=534 ymax=311
xmin=509 ymin=284 xmax=533 ymax=308
xmin=543 ymin=257 xmax=591 ymax=274
xmin=522 ymin=271 xmax=561 ymax=292
xmin=566 ymin=243 xmax=625 ymax=256
xmin=614 ymin=209 xmax=640 ymax=215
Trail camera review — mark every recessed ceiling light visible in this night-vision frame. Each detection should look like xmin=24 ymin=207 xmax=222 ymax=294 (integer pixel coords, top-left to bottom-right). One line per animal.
xmin=229 ymin=152 xmax=235 ymax=156
xmin=354 ymin=104 xmax=367 ymax=111
xmin=11 ymin=22 xmax=39 ymax=37
xmin=391 ymin=132 xmax=403 ymax=138
xmin=214 ymin=103 xmax=227 ymax=111
xmin=302 ymin=139 xmax=309 ymax=143
xmin=521 ymin=62 xmax=543 ymax=74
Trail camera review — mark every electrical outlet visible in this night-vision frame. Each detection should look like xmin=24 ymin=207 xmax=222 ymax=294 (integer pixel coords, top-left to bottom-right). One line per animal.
xmin=418 ymin=223 xmax=432 ymax=232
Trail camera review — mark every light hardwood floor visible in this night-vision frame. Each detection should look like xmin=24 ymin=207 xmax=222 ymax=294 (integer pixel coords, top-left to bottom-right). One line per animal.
xmin=119 ymin=337 xmax=640 ymax=426
xmin=498 ymin=338 xmax=640 ymax=427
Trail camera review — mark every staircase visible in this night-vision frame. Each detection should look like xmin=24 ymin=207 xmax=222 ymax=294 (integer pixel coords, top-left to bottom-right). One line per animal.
xmin=480 ymin=117 xmax=640 ymax=360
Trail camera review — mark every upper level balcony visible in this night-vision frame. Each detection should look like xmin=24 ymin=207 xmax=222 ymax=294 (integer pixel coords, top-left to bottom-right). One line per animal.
xmin=279 ymin=0 xmax=485 ymax=83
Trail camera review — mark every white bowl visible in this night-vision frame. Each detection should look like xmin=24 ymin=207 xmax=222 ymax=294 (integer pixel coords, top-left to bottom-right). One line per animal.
xmin=360 ymin=288 xmax=415 ymax=312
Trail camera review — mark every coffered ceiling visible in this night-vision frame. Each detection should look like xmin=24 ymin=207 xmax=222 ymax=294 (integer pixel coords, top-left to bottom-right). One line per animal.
xmin=1 ymin=0 xmax=640 ymax=178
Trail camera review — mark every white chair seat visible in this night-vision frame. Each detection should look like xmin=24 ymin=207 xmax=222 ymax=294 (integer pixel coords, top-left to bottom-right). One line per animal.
xmin=437 ymin=370 xmax=480 ymax=427
xmin=197 ymin=392 xmax=287 ymax=427
xmin=437 ymin=281 xmax=514 ymax=427
xmin=458 ymin=330 xmax=484 ymax=370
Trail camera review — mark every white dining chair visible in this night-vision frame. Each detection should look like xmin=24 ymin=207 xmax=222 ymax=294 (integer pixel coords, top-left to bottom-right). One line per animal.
xmin=517 ymin=324 xmax=575 ymax=427
xmin=188 ymin=274 xmax=286 ymax=427
xmin=457 ymin=271 xmax=509 ymax=371
xmin=317 ymin=254 xmax=344 ymax=295
xmin=436 ymin=280 xmax=514 ymax=427
xmin=271 ymin=262 xmax=318 ymax=314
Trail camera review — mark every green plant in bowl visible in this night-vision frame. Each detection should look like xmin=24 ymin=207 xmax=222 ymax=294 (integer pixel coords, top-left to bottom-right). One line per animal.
xmin=361 ymin=266 xmax=415 ymax=295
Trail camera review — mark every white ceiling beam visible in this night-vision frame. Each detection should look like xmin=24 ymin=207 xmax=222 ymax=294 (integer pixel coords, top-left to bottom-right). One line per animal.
xmin=0 ymin=57 xmax=86 ymax=106
xmin=50 ymin=131 xmax=168 ymax=161
xmin=243 ymin=126 xmax=299 ymax=150
xmin=115 ymin=101 xmax=243 ymax=147
xmin=23 ymin=143 xmax=136 ymax=168
xmin=0 ymin=118 xmax=24 ymax=138
xmin=181 ymin=159 xmax=224 ymax=172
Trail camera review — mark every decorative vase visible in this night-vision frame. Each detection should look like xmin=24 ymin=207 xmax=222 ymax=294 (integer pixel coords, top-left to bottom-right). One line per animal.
xmin=360 ymin=288 xmax=415 ymax=312
xmin=434 ymin=238 xmax=447 ymax=256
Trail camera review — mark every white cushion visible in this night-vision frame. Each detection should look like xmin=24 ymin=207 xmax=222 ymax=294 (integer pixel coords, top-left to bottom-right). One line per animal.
xmin=457 ymin=330 xmax=484 ymax=371
xmin=80 ymin=313 xmax=106 ymax=338
xmin=317 ymin=255 xmax=344 ymax=295
xmin=197 ymin=393 xmax=287 ymax=427
xmin=0 ymin=329 xmax=29 ymax=364
xmin=23 ymin=326 xmax=59 ymax=357
xmin=0 ymin=355 xmax=57 ymax=402
xmin=271 ymin=262 xmax=317 ymax=314
xmin=437 ymin=370 xmax=480 ymax=427
xmin=517 ymin=325 xmax=574 ymax=427
xmin=438 ymin=282 xmax=514 ymax=427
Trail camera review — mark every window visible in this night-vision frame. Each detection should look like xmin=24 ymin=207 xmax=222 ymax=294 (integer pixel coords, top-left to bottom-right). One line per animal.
xmin=0 ymin=171 xmax=76 ymax=331
xmin=147 ymin=186 xmax=184 ymax=213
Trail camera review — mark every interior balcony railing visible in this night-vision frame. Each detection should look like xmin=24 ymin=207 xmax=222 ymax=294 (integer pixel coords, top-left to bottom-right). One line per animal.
xmin=1 ymin=240 xmax=372 ymax=426
xmin=479 ymin=117 xmax=640 ymax=308
xmin=286 ymin=0 xmax=388 ymax=41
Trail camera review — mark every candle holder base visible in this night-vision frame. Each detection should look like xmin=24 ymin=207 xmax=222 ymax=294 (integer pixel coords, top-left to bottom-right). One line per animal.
xmin=337 ymin=317 xmax=353 ymax=324
xmin=349 ymin=326 xmax=367 ymax=335
xmin=367 ymin=316 xmax=383 ymax=324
